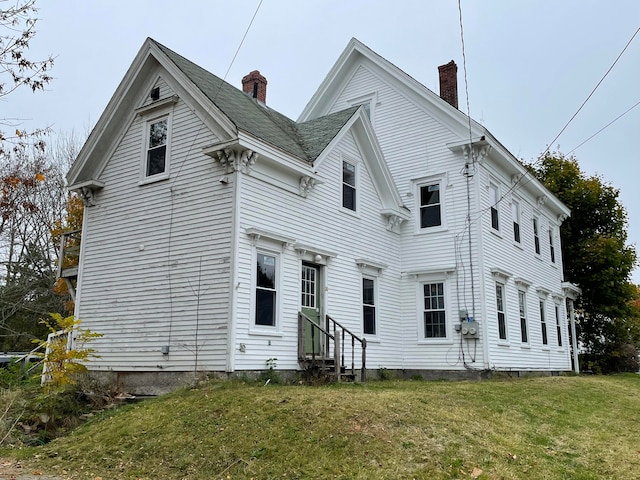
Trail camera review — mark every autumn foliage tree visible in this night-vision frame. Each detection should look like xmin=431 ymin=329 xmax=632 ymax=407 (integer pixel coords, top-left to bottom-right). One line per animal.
xmin=532 ymin=152 xmax=639 ymax=372
xmin=0 ymin=0 xmax=54 ymax=153
xmin=0 ymin=134 xmax=81 ymax=350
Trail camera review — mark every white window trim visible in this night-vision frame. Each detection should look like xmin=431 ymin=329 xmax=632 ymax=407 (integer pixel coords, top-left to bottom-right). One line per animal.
xmin=532 ymin=216 xmax=542 ymax=257
xmin=495 ymin=281 xmax=509 ymax=343
xmin=539 ymin=299 xmax=549 ymax=347
xmin=340 ymin=155 xmax=359 ymax=216
xmin=549 ymin=225 xmax=557 ymax=265
xmin=416 ymin=275 xmax=452 ymax=344
xmin=348 ymin=91 xmax=378 ymax=125
xmin=518 ymin=289 xmax=530 ymax=345
xmin=512 ymin=198 xmax=522 ymax=246
xmin=414 ymin=174 xmax=447 ymax=234
xmin=488 ymin=182 xmax=500 ymax=234
xmin=554 ymin=301 xmax=564 ymax=349
xmin=138 ymin=111 xmax=173 ymax=185
xmin=362 ymin=275 xmax=379 ymax=340
xmin=249 ymin=246 xmax=284 ymax=336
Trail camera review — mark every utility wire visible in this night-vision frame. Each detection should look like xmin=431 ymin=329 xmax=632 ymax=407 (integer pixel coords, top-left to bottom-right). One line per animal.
xmin=472 ymin=25 xmax=640 ymax=225
xmin=166 ymin=0 xmax=264 ymax=345
xmin=567 ymin=99 xmax=640 ymax=155
xmin=457 ymin=0 xmax=476 ymax=322
xmin=538 ymin=26 xmax=639 ymax=163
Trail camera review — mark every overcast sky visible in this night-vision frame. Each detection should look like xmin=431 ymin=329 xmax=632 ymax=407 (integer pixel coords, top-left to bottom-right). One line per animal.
xmin=4 ymin=0 xmax=640 ymax=282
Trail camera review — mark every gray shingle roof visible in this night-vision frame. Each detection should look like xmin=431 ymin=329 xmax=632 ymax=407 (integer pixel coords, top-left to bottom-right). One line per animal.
xmin=153 ymin=39 xmax=357 ymax=163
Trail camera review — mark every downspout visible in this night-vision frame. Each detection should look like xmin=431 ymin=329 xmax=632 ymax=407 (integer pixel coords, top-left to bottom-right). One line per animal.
xmin=567 ymin=298 xmax=579 ymax=373
xmin=226 ymin=164 xmax=242 ymax=373
xmin=473 ymin=166 xmax=490 ymax=369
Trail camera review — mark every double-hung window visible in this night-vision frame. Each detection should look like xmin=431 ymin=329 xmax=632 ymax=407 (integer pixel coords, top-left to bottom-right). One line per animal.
xmin=342 ymin=160 xmax=356 ymax=211
xmin=420 ymin=184 xmax=441 ymax=228
xmin=555 ymin=304 xmax=562 ymax=347
xmin=489 ymin=184 xmax=499 ymax=231
xmin=540 ymin=300 xmax=548 ymax=345
xmin=533 ymin=218 xmax=541 ymax=255
xmin=496 ymin=282 xmax=507 ymax=340
xmin=512 ymin=200 xmax=521 ymax=243
xmin=146 ymin=117 xmax=169 ymax=177
xmin=518 ymin=290 xmax=528 ymax=343
xmin=362 ymin=278 xmax=376 ymax=335
xmin=255 ymin=252 xmax=277 ymax=327
xmin=549 ymin=227 xmax=556 ymax=263
xmin=423 ymin=282 xmax=446 ymax=338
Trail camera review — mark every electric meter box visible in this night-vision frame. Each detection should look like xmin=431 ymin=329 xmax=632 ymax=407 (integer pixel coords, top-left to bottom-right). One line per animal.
xmin=461 ymin=321 xmax=479 ymax=339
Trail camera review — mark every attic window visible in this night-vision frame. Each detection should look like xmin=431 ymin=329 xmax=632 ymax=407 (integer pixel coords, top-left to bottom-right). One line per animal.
xmin=147 ymin=118 xmax=168 ymax=176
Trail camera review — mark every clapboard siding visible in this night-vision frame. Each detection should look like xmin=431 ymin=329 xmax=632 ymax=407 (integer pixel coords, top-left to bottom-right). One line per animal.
xmin=326 ymin=60 xmax=488 ymax=369
xmin=232 ymin=131 xmax=403 ymax=371
xmin=478 ymin=162 xmax=570 ymax=370
xmin=77 ymin=92 xmax=233 ymax=372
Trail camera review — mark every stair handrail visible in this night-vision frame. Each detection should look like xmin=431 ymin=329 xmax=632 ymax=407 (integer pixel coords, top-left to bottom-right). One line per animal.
xmin=326 ymin=314 xmax=367 ymax=382
xmin=298 ymin=311 xmax=335 ymax=373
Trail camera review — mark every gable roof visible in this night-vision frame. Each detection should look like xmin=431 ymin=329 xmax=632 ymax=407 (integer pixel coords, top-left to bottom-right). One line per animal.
xmin=69 ymin=38 xmax=360 ymax=187
xmin=152 ymin=39 xmax=357 ymax=164
xmin=299 ymin=38 xmax=570 ymax=218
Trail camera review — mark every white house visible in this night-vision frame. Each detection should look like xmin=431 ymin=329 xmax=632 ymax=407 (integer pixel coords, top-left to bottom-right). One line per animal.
xmin=64 ymin=38 xmax=580 ymax=394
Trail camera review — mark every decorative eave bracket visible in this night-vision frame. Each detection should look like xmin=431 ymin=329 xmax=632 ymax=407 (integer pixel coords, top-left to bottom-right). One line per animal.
xmin=381 ymin=209 xmax=409 ymax=233
xmin=203 ymin=142 xmax=258 ymax=175
xmin=69 ymin=179 xmax=105 ymax=207
xmin=447 ymin=136 xmax=491 ymax=165
xmin=299 ymin=176 xmax=317 ymax=198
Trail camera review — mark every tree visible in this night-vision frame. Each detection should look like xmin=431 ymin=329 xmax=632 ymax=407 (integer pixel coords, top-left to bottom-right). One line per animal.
xmin=531 ymin=152 xmax=639 ymax=370
xmin=0 ymin=0 xmax=54 ymax=154
xmin=0 ymin=132 xmax=81 ymax=351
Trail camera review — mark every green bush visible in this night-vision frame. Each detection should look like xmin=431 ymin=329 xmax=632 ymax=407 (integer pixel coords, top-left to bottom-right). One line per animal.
xmin=581 ymin=343 xmax=639 ymax=374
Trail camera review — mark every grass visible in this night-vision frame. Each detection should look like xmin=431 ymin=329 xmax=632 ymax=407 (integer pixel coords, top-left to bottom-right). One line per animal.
xmin=1 ymin=375 xmax=640 ymax=479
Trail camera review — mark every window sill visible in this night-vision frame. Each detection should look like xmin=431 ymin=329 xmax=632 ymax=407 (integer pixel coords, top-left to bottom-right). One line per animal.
xmin=497 ymin=341 xmax=510 ymax=347
xmin=417 ymin=339 xmax=453 ymax=345
xmin=520 ymin=344 xmax=531 ymax=349
xmin=541 ymin=346 xmax=551 ymax=351
xmin=364 ymin=336 xmax=380 ymax=344
xmin=490 ymin=228 xmax=502 ymax=239
xmin=512 ymin=241 xmax=523 ymax=250
xmin=414 ymin=225 xmax=448 ymax=235
xmin=138 ymin=173 xmax=170 ymax=186
xmin=249 ymin=328 xmax=283 ymax=338
xmin=340 ymin=207 xmax=360 ymax=218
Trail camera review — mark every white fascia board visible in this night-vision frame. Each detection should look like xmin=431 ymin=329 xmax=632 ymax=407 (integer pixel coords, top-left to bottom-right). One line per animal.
xmin=298 ymin=37 xmax=362 ymax=121
xmin=236 ymin=131 xmax=319 ymax=179
xmin=314 ymin=108 xmax=407 ymax=218
xmin=68 ymin=40 xmax=156 ymax=185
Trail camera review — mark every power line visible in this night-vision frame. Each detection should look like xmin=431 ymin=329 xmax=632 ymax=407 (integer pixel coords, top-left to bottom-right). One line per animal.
xmin=537 ymin=26 xmax=640 ymax=163
xmin=479 ymin=25 xmax=640 ymax=223
xmin=567 ymin=99 xmax=640 ymax=155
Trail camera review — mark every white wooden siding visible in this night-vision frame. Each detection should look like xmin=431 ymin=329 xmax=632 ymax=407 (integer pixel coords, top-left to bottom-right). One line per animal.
xmin=77 ymin=86 xmax=233 ymax=372
xmin=478 ymin=161 xmax=570 ymax=370
xmin=232 ymin=131 xmax=404 ymax=371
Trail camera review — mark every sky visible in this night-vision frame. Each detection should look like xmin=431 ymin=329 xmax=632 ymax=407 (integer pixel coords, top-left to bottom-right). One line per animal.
xmin=4 ymin=0 xmax=640 ymax=282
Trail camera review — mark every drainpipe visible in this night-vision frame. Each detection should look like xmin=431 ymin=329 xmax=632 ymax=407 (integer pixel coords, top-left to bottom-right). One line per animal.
xmin=567 ymin=298 xmax=579 ymax=373
xmin=226 ymin=160 xmax=242 ymax=374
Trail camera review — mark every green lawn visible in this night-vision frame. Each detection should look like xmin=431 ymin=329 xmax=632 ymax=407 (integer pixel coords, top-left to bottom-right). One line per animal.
xmin=2 ymin=375 xmax=640 ymax=479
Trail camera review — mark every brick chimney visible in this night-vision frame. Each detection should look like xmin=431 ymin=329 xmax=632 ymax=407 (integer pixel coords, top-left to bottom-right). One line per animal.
xmin=242 ymin=70 xmax=267 ymax=103
xmin=438 ymin=60 xmax=458 ymax=109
